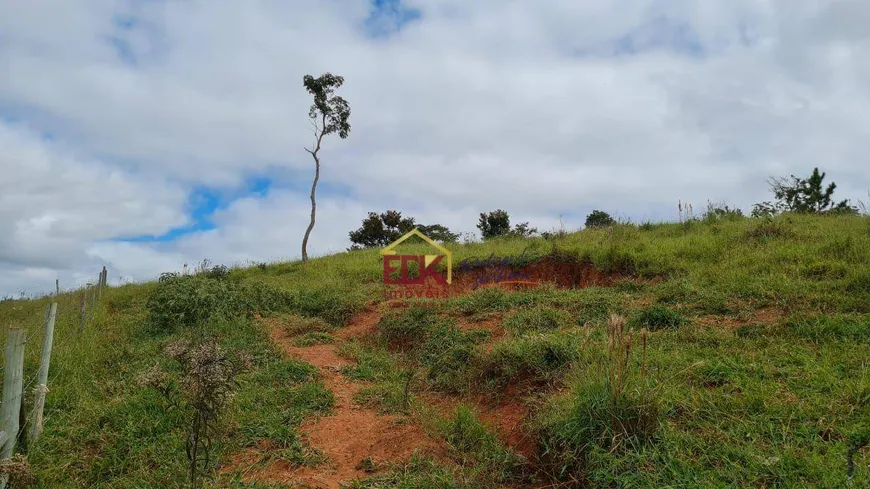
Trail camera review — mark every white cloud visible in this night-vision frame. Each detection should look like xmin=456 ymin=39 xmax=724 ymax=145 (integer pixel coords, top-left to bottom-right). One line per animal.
xmin=1 ymin=0 xmax=869 ymax=295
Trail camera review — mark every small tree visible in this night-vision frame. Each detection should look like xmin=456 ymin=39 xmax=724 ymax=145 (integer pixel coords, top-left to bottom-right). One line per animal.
xmin=301 ymin=73 xmax=351 ymax=261
xmin=509 ymin=221 xmax=538 ymax=238
xmin=585 ymin=210 xmax=615 ymax=228
xmin=477 ymin=210 xmax=511 ymax=239
xmin=477 ymin=209 xmax=538 ymax=239
xmin=417 ymin=223 xmax=460 ymax=243
xmin=348 ymin=211 xmax=458 ymax=249
xmin=766 ymin=167 xmax=855 ymax=214
xmin=348 ymin=210 xmax=416 ymax=249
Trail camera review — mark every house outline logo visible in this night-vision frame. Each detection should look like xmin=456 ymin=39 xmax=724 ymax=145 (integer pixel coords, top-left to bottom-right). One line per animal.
xmin=380 ymin=228 xmax=452 ymax=285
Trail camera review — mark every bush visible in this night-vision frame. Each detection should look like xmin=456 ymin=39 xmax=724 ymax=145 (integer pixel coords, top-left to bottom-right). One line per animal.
xmin=202 ymin=265 xmax=230 ymax=280
xmin=584 ymin=210 xmax=615 ymax=228
xmin=146 ymin=275 xmax=304 ymax=334
xmin=146 ymin=275 xmax=246 ymax=334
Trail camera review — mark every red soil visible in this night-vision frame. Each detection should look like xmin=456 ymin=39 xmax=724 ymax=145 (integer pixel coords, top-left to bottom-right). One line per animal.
xmin=224 ymin=311 xmax=445 ymax=489
xmin=226 ymin=258 xmax=632 ymax=486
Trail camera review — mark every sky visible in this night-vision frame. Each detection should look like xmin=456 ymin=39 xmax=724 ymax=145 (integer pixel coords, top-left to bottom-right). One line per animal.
xmin=1 ymin=0 xmax=869 ymax=297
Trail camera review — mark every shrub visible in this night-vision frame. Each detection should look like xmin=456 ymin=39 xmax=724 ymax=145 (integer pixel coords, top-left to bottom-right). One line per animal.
xmin=145 ymin=275 xmax=246 ymax=334
xmin=239 ymin=281 xmax=296 ymax=316
xmin=584 ymin=210 xmax=615 ymax=228
xmin=744 ymin=217 xmax=796 ymax=242
xmin=202 ymin=265 xmax=230 ymax=280
xmin=751 ymin=201 xmax=781 ymax=218
xmin=146 ymin=276 xmax=300 ymax=334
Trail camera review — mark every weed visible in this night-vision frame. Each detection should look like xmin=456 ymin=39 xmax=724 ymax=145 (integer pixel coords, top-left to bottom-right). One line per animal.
xmin=345 ymin=454 xmax=459 ymax=488
xmin=138 ymin=338 xmax=252 ymax=488
xmin=690 ymin=359 xmax=737 ymax=387
xmin=377 ymin=306 xmax=447 ymax=350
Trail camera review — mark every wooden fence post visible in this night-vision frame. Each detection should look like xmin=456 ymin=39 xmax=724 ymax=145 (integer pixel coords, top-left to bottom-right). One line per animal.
xmin=0 ymin=327 xmax=26 ymax=489
xmin=101 ymin=266 xmax=108 ymax=290
xmin=55 ymin=279 xmax=60 ymax=296
xmin=29 ymin=303 xmax=57 ymax=443
xmin=97 ymin=272 xmax=103 ymax=301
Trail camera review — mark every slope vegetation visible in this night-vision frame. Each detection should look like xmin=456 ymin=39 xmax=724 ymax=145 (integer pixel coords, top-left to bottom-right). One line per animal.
xmin=2 ymin=214 xmax=869 ymax=488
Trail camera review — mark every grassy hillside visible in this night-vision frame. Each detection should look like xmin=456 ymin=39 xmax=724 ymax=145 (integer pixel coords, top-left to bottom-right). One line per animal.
xmin=2 ymin=213 xmax=869 ymax=488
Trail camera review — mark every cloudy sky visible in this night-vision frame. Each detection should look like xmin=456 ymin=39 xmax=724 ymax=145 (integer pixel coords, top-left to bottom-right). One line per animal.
xmin=1 ymin=0 xmax=869 ymax=296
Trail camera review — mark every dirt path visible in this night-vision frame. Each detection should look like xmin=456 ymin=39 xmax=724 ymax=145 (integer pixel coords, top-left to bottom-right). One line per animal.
xmin=230 ymin=308 xmax=445 ymax=489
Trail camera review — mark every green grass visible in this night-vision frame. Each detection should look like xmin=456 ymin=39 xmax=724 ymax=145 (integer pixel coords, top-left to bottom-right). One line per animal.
xmin=3 ymin=213 xmax=870 ymax=487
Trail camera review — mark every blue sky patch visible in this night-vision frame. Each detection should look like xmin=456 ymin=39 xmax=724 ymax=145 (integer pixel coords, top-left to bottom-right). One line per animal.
xmin=114 ymin=172 xmax=354 ymax=243
xmin=364 ymin=0 xmax=422 ymax=38
xmin=117 ymin=176 xmax=274 ymax=243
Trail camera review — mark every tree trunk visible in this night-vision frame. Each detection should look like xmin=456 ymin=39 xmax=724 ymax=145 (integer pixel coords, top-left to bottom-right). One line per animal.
xmin=301 ymin=154 xmax=320 ymax=261
xmin=302 ymin=118 xmax=325 ymax=262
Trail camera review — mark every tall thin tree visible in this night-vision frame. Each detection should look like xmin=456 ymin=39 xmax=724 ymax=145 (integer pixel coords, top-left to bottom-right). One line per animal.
xmin=301 ymin=73 xmax=351 ymax=261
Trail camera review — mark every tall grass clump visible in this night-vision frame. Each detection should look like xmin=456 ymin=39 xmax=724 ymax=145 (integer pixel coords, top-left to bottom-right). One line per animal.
xmin=476 ymin=328 xmax=591 ymax=390
xmin=439 ymin=404 xmax=526 ymax=485
xmin=535 ymin=315 xmax=660 ymax=486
